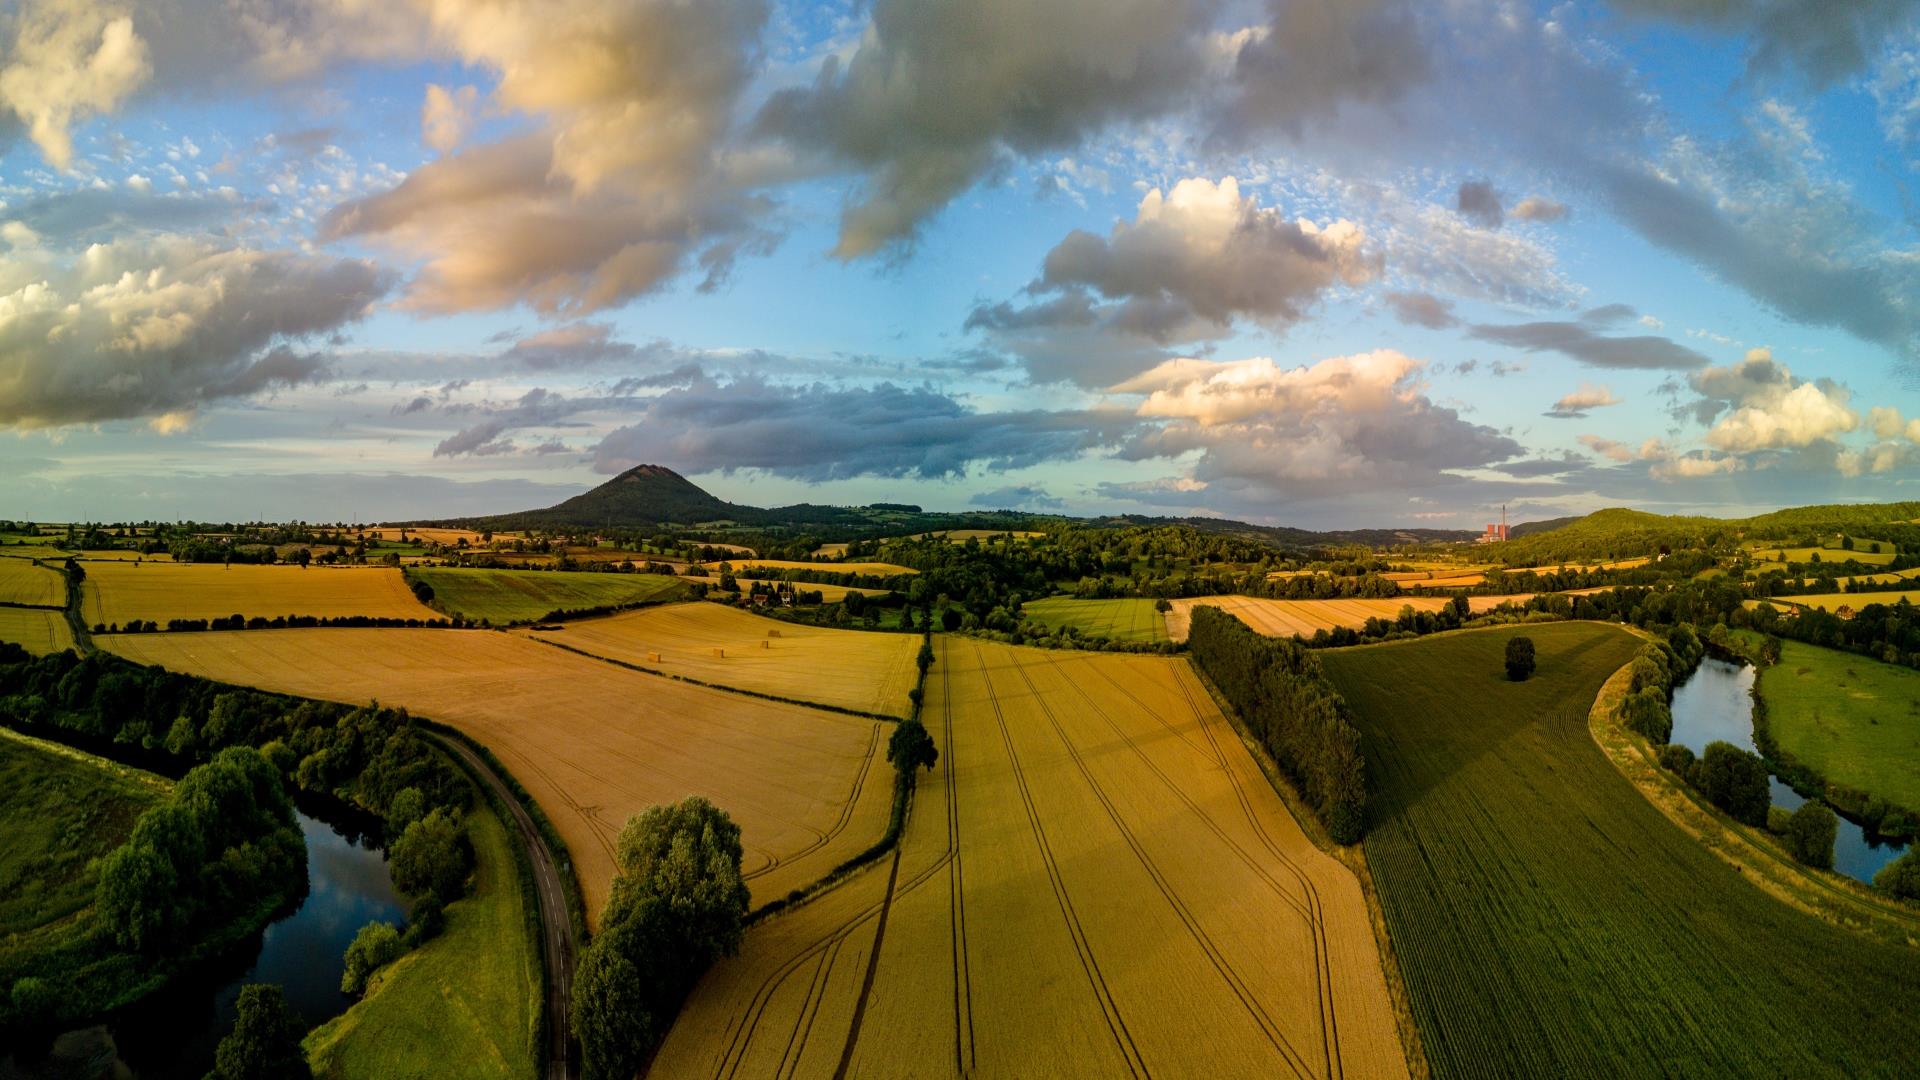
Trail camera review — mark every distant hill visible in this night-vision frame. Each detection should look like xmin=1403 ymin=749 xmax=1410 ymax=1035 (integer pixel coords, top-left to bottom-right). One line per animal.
xmin=490 ymin=464 xmax=754 ymax=528
xmin=1488 ymin=503 xmax=1920 ymax=565
xmin=1507 ymin=515 xmax=1581 ymax=539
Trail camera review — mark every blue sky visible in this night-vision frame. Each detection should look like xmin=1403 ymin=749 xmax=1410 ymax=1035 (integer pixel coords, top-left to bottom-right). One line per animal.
xmin=1 ymin=0 xmax=1916 ymax=527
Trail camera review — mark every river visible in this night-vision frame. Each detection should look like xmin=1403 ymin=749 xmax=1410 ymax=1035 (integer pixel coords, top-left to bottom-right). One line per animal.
xmin=4 ymin=809 xmax=405 ymax=1080
xmin=1668 ymin=657 xmax=1909 ymax=886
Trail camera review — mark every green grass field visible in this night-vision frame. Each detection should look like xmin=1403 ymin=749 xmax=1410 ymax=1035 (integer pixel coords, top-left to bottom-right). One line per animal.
xmin=0 ymin=730 xmax=166 ymax=936
xmin=1319 ymin=623 xmax=1920 ymax=1079
xmin=409 ymin=567 xmax=686 ymax=625
xmin=1020 ymin=596 xmax=1170 ymax=643
xmin=305 ymin=804 xmax=538 ymax=1080
xmin=1751 ymin=540 xmax=1897 ymax=566
xmin=1760 ymin=641 xmax=1920 ymax=812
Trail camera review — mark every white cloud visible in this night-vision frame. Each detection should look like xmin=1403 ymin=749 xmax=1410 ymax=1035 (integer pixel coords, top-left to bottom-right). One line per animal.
xmin=0 ymin=0 xmax=151 ymax=170
xmin=1693 ymin=348 xmax=1858 ymax=452
xmin=421 ymin=82 xmax=479 ymax=154
xmin=1546 ymin=382 xmax=1623 ymax=419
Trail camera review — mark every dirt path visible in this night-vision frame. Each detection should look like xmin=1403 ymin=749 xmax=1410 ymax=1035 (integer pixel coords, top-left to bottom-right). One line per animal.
xmin=429 ymin=732 xmax=580 ymax=1080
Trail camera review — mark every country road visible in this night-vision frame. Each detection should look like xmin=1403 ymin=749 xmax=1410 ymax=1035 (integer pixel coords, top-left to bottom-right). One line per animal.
xmin=428 ymin=733 xmax=580 ymax=1080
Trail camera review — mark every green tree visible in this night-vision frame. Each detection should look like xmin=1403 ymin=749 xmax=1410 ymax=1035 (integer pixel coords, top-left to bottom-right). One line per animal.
xmin=390 ymin=808 xmax=472 ymax=901
xmin=573 ymin=922 xmax=655 ymax=1080
xmin=1696 ymin=741 xmax=1771 ymax=827
xmin=210 ymin=984 xmax=311 ymax=1080
xmin=1785 ymin=802 xmax=1838 ymax=870
xmin=1505 ymin=636 xmax=1536 ymax=681
xmin=940 ymin=606 xmax=962 ymax=632
xmin=887 ymin=717 xmax=939 ymax=776
xmin=1877 ymin=847 xmax=1920 ymax=901
xmin=341 ymin=921 xmax=406 ymax=994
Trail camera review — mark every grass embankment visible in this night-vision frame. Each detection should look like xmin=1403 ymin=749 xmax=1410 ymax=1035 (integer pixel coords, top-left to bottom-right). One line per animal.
xmin=1760 ymin=640 xmax=1920 ymax=816
xmin=305 ymin=804 xmax=538 ymax=1080
xmin=1018 ymin=596 xmax=1170 ymax=644
xmin=1319 ymin=622 xmax=1920 ymax=1079
xmin=408 ymin=567 xmax=685 ymax=625
xmin=0 ymin=729 xmax=166 ymax=936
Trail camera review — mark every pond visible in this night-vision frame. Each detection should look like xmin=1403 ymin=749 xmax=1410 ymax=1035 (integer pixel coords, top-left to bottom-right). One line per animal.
xmin=1668 ymin=657 xmax=1909 ymax=886
xmin=5 ymin=809 xmax=405 ymax=1080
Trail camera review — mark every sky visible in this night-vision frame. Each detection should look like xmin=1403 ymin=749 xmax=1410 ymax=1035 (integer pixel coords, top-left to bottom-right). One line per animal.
xmin=0 ymin=0 xmax=1917 ymax=529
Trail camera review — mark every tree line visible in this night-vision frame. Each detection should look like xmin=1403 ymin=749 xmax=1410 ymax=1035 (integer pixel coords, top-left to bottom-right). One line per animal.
xmin=1186 ymin=605 xmax=1366 ymax=843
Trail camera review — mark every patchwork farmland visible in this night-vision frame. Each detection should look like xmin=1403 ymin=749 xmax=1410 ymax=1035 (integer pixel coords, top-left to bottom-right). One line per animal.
xmin=653 ymin=638 xmax=1405 ymax=1079
xmin=515 ymin=602 xmax=919 ymax=717
xmin=80 ymin=562 xmax=439 ymax=627
xmin=0 ymin=609 xmax=75 ymax=656
xmin=1163 ymin=595 xmax=1531 ymax=642
xmin=99 ymin=628 xmax=894 ymax=926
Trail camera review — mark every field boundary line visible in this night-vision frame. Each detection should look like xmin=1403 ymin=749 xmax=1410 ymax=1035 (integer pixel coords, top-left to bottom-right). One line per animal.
xmin=1588 ymin=659 xmax=1920 ymax=949
xmin=526 ymin=636 xmax=904 ymax=723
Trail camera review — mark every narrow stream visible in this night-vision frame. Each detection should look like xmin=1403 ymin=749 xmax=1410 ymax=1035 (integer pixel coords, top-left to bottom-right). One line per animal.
xmin=1668 ymin=658 xmax=1909 ymax=885
xmin=4 ymin=809 xmax=405 ymax=1080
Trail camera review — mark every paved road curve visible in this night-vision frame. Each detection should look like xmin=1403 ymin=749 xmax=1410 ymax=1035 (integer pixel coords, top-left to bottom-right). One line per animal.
xmin=428 ymin=733 xmax=580 ymax=1080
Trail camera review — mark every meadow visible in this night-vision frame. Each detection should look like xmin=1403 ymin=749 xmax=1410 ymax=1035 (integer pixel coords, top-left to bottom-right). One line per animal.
xmin=100 ymin=628 xmax=894 ymax=927
xmin=304 ymin=804 xmax=538 ymax=1080
xmin=0 ymin=730 xmax=166 ymax=936
xmin=81 ymin=562 xmax=438 ymax=626
xmin=516 ymin=602 xmax=919 ymax=717
xmin=1318 ymin=623 xmax=1920 ymax=1078
xmin=408 ymin=566 xmax=686 ymax=625
xmin=0 ymin=609 xmax=75 ymax=655
xmin=1759 ymin=641 xmax=1920 ymax=812
xmin=1019 ymin=596 xmax=1170 ymax=644
xmin=0 ymin=558 xmax=65 ymax=607
xmin=653 ymin=638 xmax=1405 ymax=1080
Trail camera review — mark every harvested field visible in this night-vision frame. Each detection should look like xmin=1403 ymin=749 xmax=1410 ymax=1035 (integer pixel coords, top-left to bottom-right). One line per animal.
xmin=1021 ymin=596 xmax=1170 ymax=643
xmin=81 ymin=562 xmax=439 ymax=627
xmin=1320 ymin=624 xmax=1920 ymax=1078
xmin=654 ymin=638 xmax=1406 ymax=1080
xmin=0 ymin=558 xmax=64 ymax=607
xmin=99 ymin=629 xmax=893 ymax=927
xmin=707 ymin=559 xmax=917 ymax=577
xmin=409 ymin=567 xmax=685 ymax=625
xmin=0 ymin=609 xmax=75 ymax=655
xmin=731 ymin=577 xmax=884 ymax=602
xmin=355 ymin=526 xmax=493 ymax=547
xmin=515 ymin=602 xmax=919 ymax=717
xmin=1774 ymin=590 xmax=1920 ymax=612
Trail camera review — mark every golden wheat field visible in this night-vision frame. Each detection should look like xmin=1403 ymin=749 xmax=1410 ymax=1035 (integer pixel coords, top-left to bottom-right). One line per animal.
xmin=0 ymin=609 xmax=75 ymax=655
xmin=706 ymin=559 xmax=918 ymax=577
xmin=1163 ymin=596 xmax=1469 ymax=642
xmin=101 ymin=628 xmax=892 ymax=927
xmin=0 ymin=558 xmax=64 ymax=607
xmin=79 ymin=562 xmax=440 ymax=626
xmin=654 ymin=638 xmax=1404 ymax=1080
xmin=517 ymin=602 xmax=919 ymax=717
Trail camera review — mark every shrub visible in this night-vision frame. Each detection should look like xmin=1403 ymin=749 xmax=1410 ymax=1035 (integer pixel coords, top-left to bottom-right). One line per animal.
xmin=403 ymin=894 xmax=446 ymax=948
xmin=1876 ymin=847 xmax=1920 ymax=901
xmin=1767 ymin=806 xmax=1792 ymax=835
xmin=1657 ymin=743 xmax=1696 ymax=776
xmin=887 ymin=718 xmax=938 ymax=776
xmin=1620 ymin=687 xmax=1673 ymax=744
xmin=1785 ymin=802 xmax=1838 ymax=870
xmin=210 ymin=984 xmax=311 ymax=1080
xmin=1505 ymin=636 xmax=1536 ymax=681
xmin=340 ymin=921 xmax=405 ymax=995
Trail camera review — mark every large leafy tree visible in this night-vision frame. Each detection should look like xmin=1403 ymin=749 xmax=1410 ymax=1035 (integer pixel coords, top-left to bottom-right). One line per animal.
xmin=210 ymin=984 xmax=311 ymax=1080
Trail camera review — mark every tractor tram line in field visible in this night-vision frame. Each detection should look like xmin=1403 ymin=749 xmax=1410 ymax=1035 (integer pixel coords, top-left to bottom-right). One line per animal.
xmin=997 ymin=649 xmax=1321 ymax=1080
xmin=970 ymin=639 xmax=1151 ymax=1079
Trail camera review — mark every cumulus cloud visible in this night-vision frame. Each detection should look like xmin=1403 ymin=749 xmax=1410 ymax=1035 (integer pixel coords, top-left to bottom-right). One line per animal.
xmin=322 ymin=0 xmax=772 ymax=315
xmin=421 ymin=82 xmax=479 ymax=154
xmin=970 ymin=177 xmax=1377 ymax=386
xmin=1649 ymin=451 xmax=1743 ymax=480
xmin=1689 ymin=347 xmax=1858 ymax=452
xmin=1511 ymin=196 xmax=1569 ymax=222
xmin=1108 ymin=349 xmax=1523 ymax=501
xmin=0 ymin=0 xmax=151 ymax=170
xmin=1220 ymin=0 xmax=1430 ymax=137
xmin=1470 ymin=307 xmax=1711 ymax=370
xmin=1455 ymin=179 xmax=1503 ymax=228
xmin=753 ymin=0 xmax=1214 ymax=256
xmin=590 ymin=376 xmax=1138 ymax=480
xmin=1546 ymin=383 xmax=1623 ymax=419
xmin=0 ymin=236 xmax=389 ymax=427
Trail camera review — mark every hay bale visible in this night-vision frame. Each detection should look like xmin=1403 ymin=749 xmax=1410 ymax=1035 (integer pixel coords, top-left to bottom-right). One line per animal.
xmin=760 ymin=639 xmax=771 ymax=649
xmin=767 ymin=629 xmax=782 ymax=638
xmin=648 ymin=651 xmax=662 ymax=663
xmin=712 ymin=647 xmax=725 ymax=658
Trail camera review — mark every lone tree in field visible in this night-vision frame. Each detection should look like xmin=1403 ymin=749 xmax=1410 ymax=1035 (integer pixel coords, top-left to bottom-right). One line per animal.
xmin=888 ymin=717 xmax=939 ymax=777
xmin=1505 ymin=636 xmax=1536 ymax=681
xmin=574 ymin=797 xmax=750 ymax=1080
xmin=211 ymin=984 xmax=311 ymax=1080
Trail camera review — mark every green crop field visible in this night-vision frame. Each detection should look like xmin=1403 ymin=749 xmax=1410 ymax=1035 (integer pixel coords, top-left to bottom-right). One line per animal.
xmin=0 ymin=730 xmax=166 ymax=936
xmin=305 ymin=804 xmax=538 ymax=1080
xmin=1020 ymin=596 xmax=1170 ymax=643
xmin=408 ymin=567 xmax=686 ymax=625
xmin=1760 ymin=641 xmax=1920 ymax=812
xmin=1319 ymin=623 xmax=1920 ymax=1079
